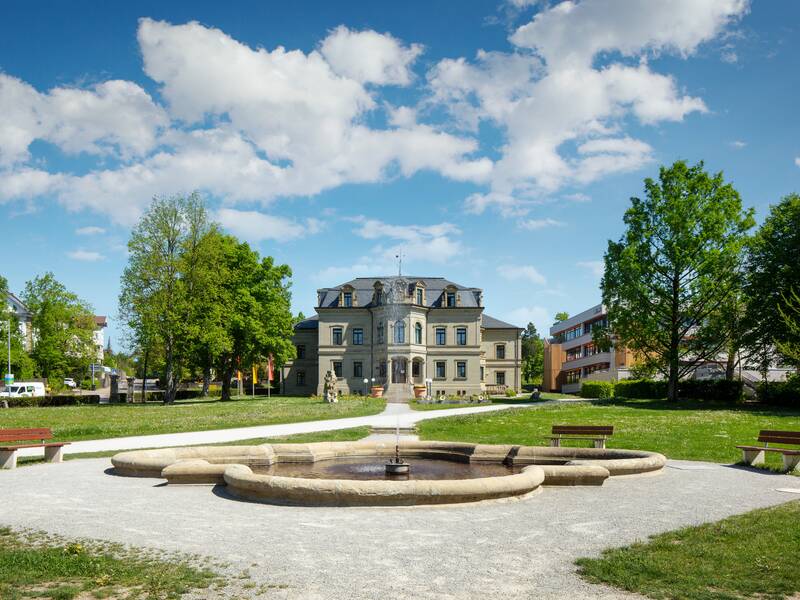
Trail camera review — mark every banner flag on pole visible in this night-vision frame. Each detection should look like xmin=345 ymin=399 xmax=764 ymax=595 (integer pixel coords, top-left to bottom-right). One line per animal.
xmin=252 ymin=365 xmax=258 ymax=385
xmin=268 ymin=354 xmax=274 ymax=382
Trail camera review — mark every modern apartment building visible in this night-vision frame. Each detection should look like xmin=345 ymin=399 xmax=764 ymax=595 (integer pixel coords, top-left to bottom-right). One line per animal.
xmin=542 ymin=303 xmax=634 ymax=394
xmin=282 ymin=277 xmax=522 ymax=399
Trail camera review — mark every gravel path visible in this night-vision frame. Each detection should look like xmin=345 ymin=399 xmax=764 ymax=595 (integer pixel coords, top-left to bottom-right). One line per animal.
xmin=2 ymin=456 xmax=798 ymax=599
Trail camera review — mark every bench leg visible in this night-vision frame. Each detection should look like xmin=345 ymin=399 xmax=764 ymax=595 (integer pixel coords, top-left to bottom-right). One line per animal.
xmin=0 ymin=449 xmax=17 ymax=469
xmin=741 ymin=449 xmax=765 ymax=466
xmin=44 ymin=446 xmax=64 ymax=464
xmin=549 ymin=438 xmax=560 ymax=447
xmin=593 ymin=439 xmax=606 ymax=449
xmin=783 ymin=454 xmax=800 ymax=473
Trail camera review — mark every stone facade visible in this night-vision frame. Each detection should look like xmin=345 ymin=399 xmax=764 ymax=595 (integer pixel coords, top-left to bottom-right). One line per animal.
xmin=282 ymin=277 xmax=522 ymax=398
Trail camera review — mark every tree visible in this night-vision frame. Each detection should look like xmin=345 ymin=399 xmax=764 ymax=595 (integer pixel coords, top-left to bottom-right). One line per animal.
xmin=601 ymin=161 xmax=754 ymax=401
xmin=0 ymin=275 xmax=35 ymax=384
xmin=743 ymin=193 xmax=800 ymax=369
xmin=214 ymin=236 xmax=295 ymax=401
xmin=22 ymin=273 xmax=96 ymax=381
xmin=520 ymin=322 xmax=544 ymax=384
xmin=554 ymin=311 xmax=569 ymax=322
xmin=119 ymin=193 xmax=215 ymax=403
xmin=777 ymin=289 xmax=800 ymax=365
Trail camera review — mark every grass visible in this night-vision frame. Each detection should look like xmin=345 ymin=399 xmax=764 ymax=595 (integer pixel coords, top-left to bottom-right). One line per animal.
xmin=416 ymin=397 xmax=800 ymax=466
xmin=0 ymin=526 xmax=219 ymax=599
xmin=17 ymin=426 xmax=372 ymax=466
xmin=0 ymin=395 xmax=385 ymax=443
xmin=576 ymin=500 xmax=800 ymax=600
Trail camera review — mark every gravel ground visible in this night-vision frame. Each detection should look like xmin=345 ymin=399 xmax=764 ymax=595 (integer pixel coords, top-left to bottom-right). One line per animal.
xmin=1 ymin=458 xmax=798 ymax=599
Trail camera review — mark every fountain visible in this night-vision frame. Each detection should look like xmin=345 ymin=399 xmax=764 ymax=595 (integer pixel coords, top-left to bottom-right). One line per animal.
xmin=385 ymin=422 xmax=410 ymax=476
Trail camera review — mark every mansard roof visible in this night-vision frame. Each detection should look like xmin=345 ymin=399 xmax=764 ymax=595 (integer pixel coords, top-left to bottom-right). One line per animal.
xmin=481 ymin=314 xmax=522 ymax=330
xmin=316 ymin=277 xmax=483 ymax=309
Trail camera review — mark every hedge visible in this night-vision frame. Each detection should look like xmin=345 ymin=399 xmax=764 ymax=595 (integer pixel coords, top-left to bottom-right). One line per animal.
xmin=614 ymin=379 xmax=667 ymax=399
xmin=4 ymin=394 xmax=101 ymax=408
xmin=580 ymin=381 xmax=615 ymax=399
xmin=757 ymin=377 xmax=800 ymax=406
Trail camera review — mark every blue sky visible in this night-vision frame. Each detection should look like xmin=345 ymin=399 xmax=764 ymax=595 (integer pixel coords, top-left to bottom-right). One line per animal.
xmin=0 ymin=0 xmax=798 ymax=348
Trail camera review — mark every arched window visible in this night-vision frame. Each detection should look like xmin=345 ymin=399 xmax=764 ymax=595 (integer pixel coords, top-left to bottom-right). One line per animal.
xmin=394 ymin=320 xmax=405 ymax=344
xmin=414 ymin=322 xmax=422 ymax=344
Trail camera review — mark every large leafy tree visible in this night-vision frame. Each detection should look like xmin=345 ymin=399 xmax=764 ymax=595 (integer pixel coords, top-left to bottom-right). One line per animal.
xmin=0 ymin=275 xmax=35 ymax=383
xmin=743 ymin=193 xmax=800 ymax=369
xmin=602 ymin=161 xmax=754 ymax=401
xmin=521 ymin=322 xmax=544 ymax=384
xmin=119 ymin=193 xmax=215 ymax=403
xmin=214 ymin=236 xmax=295 ymax=401
xmin=22 ymin=272 xmax=96 ymax=381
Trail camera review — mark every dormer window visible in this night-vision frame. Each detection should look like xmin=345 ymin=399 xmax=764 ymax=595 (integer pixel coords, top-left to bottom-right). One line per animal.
xmin=415 ymin=288 xmax=423 ymax=305
xmin=446 ymin=291 xmax=456 ymax=307
xmin=343 ymin=292 xmax=352 ymax=307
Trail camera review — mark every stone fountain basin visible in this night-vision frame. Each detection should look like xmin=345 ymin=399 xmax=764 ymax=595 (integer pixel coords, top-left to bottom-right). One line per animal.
xmin=110 ymin=441 xmax=665 ymax=506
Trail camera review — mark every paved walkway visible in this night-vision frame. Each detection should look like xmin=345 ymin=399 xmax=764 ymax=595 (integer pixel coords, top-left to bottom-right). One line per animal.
xmin=2 ymin=456 xmax=798 ymax=599
xmin=16 ymin=401 xmax=538 ymax=458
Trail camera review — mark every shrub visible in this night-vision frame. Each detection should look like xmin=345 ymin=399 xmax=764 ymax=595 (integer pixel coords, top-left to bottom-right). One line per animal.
xmin=505 ymin=388 xmax=517 ymax=397
xmin=614 ymin=379 xmax=667 ymax=399
xmin=679 ymin=379 xmax=743 ymax=403
xmin=5 ymin=395 xmax=101 ymax=408
xmin=580 ymin=381 xmax=615 ymax=399
xmin=757 ymin=376 xmax=800 ymax=406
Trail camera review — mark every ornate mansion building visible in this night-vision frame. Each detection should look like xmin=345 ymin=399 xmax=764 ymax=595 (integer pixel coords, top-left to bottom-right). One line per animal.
xmin=282 ymin=277 xmax=522 ymax=399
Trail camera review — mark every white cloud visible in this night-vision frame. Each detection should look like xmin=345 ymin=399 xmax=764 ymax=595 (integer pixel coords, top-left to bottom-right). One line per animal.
xmin=75 ymin=226 xmax=106 ymax=236
xmin=498 ymin=264 xmax=546 ymax=285
xmin=320 ymin=26 xmax=423 ymax=85
xmin=428 ymin=0 xmax=746 ymax=216
xmin=215 ymin=208 xmax=321 ymax=243
xmin=518 ymin=217 xmax=565 ymax=230
xmin=348 ymin=216 xmax=464 ymax=264
xmin=730 ymin=140 xmax=747 ymax=149
xmin=577 ymin=260 xmax=605 ymax=277
xmin=795 ymin=157 xmax=800 ymax=167
xmin=67 ymin=249 xmax=104 ymax=262
xmin=504 ymin=305 xmax=550 ymax=334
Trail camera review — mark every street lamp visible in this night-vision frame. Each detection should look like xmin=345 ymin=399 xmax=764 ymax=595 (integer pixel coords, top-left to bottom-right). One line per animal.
xmin=362 ymin=377 xmax=368 ymax=397
xmin=424 ymin=377 xmax=433 ymax=401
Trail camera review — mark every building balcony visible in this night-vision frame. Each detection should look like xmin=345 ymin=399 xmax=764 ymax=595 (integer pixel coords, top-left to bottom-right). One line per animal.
xmin=562 ymin=351 xmax=613 ymax=371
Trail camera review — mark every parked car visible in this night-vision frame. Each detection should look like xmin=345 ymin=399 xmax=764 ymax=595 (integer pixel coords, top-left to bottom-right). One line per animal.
xmin=4 ymin=382 xmax=46 ymax=398
xmin=63 ymin=378 xmax=77 ymax=388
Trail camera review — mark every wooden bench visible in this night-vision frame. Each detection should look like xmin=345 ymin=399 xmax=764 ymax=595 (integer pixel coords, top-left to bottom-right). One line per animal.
xmin=547 ymin=425 xmax=614 ymax=449
xmin=735 ymin=430 xmax=800 ymax=472
xmin=0 ymin=428 xmax=70 ymax=469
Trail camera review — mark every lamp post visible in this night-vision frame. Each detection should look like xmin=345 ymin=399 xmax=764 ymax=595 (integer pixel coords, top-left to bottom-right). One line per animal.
xmin=362 ymin=377 xmax=368 ymax=397
xmin=424 ymin=377 xmax=432 ymax=401
xmin=4 ymin=319 xmax=11 ymax=408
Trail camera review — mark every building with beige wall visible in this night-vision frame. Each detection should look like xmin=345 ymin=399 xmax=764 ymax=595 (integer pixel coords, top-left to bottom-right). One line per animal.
xmin=542 ymin=303 xmax=634 ymax=394
xmin=282 ymin=277 xmax=522 ymax=400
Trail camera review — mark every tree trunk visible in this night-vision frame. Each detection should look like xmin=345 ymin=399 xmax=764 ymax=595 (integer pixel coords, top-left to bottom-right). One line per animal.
xmin=220 ymin=358 xmax=234 ymax=401
xmin=164 ymin=341 xmax=176 ymax=404
xmin=725 ymin=347 xmax=737 ymax=381
xmin=141 ymin=348 xmax=149 ymax=404
xmin=667 ymin=362 xmax=679 ymax=402
xmin=201 ymin=357 xmax=211 ymax=398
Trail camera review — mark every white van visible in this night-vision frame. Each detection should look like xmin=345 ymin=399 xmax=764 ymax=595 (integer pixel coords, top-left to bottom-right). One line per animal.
xmin=4 ymin=382 xmax=46 ymax=398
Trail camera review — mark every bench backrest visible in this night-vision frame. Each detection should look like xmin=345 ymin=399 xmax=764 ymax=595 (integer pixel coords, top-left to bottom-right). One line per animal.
xmin=552 ymin=425 xmax=614 ymax=436
xmin=758 ymin=430 xmax=800 ymax=446
xmin=0 ymin=428 xmax=54 ymax=443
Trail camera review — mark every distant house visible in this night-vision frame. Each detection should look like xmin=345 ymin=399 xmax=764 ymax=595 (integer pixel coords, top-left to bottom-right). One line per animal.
xmin=5 ymin=291 xmax=33 ymax=351
xmin=93 ymin=316 xmax=107 ymax=362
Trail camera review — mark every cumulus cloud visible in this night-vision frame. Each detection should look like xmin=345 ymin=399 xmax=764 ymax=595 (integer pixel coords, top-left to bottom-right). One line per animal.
xmin=320 ymin=26 xmax=423 ymax=85
xmin=216 ymin=208 xmax=322 ymax=243
xmin=498 ymin=264 xmax=546 ymax=285
xmin=518 ymin=217 xmax=565 ymax=230
xmin=730 ymin=140 xmax=747 ymax=149
xmin=75 ymin=226 xmax=106 ymax=235
xmin=428 ymin=0 xmax=746 ymax=215
xmin=795 ymin=157 xmax=800 ymax=168
xmin=67 ymin=249 xmax=104 ymax=262
xmin=504 ymin=304 xmax=550 ymax=333
xmin=348 ymin=216 xmax=464 ymax=264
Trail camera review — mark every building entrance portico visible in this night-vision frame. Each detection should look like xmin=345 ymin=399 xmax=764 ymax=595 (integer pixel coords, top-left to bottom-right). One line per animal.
xmin=391 ymin=357 xmax=408 ymax=384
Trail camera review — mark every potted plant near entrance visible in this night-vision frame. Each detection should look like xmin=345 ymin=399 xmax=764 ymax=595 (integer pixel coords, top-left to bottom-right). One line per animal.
xmin=413 ymin=385 xmax=427 ymax=398
xmin=370 ymin=386 xmax=384 ymax=398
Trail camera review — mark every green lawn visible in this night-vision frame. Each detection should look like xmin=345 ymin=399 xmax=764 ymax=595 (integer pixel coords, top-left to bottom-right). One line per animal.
xmin=17 ymin=426 xmax=373 ymax=466
xmin=577 ymin=501 xmax=800 ymax=600
xmin=0 ymin=526 xmax=218 ymax=600
xmin=0 ymin=396 xmax=385 ymax=443
xmin=417 ymin=398 xmax=800 ymax=465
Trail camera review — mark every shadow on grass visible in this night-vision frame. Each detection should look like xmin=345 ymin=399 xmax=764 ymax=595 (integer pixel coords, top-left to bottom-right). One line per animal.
xmin=596 ymin=397 xmax=800 ymax=417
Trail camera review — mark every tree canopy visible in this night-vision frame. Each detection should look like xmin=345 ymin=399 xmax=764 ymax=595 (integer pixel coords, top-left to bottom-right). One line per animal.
xmin=601 ymin=160 xmax=754 ymax=401
xmin=521 ymin=322 xmax=544 ymax=384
